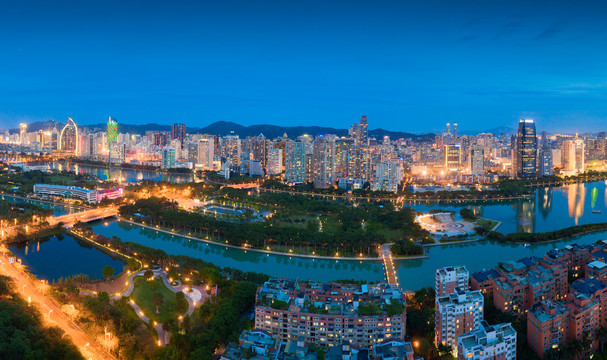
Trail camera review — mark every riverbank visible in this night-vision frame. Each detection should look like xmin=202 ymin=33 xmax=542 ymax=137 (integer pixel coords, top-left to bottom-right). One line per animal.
xmin=118 ymin=217 xmax=429 ymax=261
xmin=487 ymin=223 xmax=607 ymax=244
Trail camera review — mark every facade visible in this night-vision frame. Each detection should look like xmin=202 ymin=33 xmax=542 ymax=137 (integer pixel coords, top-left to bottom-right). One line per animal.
xmin=33 ymin=184 xmax=97 ymax=203
xmin=539 ymin=145 xmax=553 ymax=176
xmin=435 ymin=288 xmax=484 ymax=350
xmin=457 ymin=321 xmax=516 ymax=360
xmin=171 ymin=123 xmax=186 ymax=144
xmin=514 ymin=119 xmax=538 ymax=179
xmin=267 ymin=148 xmax=283 ymax=175
xmin=562 ymin=136 xmax=585 ymax=175
xmin=59 ymin=117 xmax=79 ymax=155
xmin=468 ymin=146 xmax=484 ymax=174
xmin=285 ymin=140 xmax=307 ymax=184
xmin=221 ymin=135 xmax=241 ymax=172
xmin=162 ymin=147 xmax=176 ymax=169
xmin=197 ymin=137 xmax=215 ymax=170
xmin=444 ymin=144 xmax=461 ymax=172
xmin=19 ymin=123 xmax=27 ymax=145
xmin=311 ymin=136 xmax=336 ymax=188
xmin=254 ymin=278 xmax=406 ymax=348
xmin=107 ymin=117 xmax=118 ymax=150
xmin=371 ymin=160 xmax=403 ymax=193
xmin=436 ymin=266 xmax=470 ymax=297
xmin=109 ymin=142 xmax=126 ymax=164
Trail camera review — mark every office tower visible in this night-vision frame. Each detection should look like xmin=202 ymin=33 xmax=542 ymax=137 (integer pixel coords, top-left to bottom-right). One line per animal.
xmin=285 ymin=140 xmax=307 ymax=184
xmin=446 ymin=123 xmax=451 ymax=135
xmin=562 ymin=135 xmax=585 ymax=175
xmin=453 ymin=123 xmax=458 ymax=141
xmin=436 ymin=289 xmax=484 ymax=351
xmin=171 ymin=123 xmax=186 ymax=144
xmin=311 ymin=136 xmax=336 ymax=188
xmin=444 ymin=144 xmax=461 ymax=172
xmin=107 ymin=117 xmax=118 ymax=150
xmin=436 ymin=266 xmax=470 ymax=297
xmin=187 ymin=141 xmax=198 ymax=164
xmin=552 ymin=149 xmax=562 ymax=167
xmin=109 ymin=142 xmax=126 ymax=164
xmin=220 ymin=135 xmax=241 ymax=172
xmin=197 ymin=137 xmax=214 ymax=170
xmin=371 ymin=160 xmax=403 ymax=193
xmin=51 ymin=126 xmax=59 ymax=150
xmin=348 ymin=116 xmax=370 ymax=180
xmin=457 ymin=321 xmax=517 ymax=360
xmin=267 ymin=148 xmax=283 ymax=175
xmin=162 ymin=147 xmax=176 ymax=169
xmin=540 ymin=146 xmax=553 ymax=176
xmin=59 ymin=117 xmax=79 ymax=155
xmin=469 ymin=146 xmax=484 ymax=174
xmin=19 ymin=123 xmax=27 ymax=145
xmin=514 ymin=119 xmax=538 ymax=179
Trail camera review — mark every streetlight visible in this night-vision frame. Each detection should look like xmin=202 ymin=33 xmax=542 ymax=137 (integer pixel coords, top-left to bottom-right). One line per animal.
xmin=22 ymin=284 xmax=26 ymax=293
xmin=48 ymin=309 xmax=53 ymax=320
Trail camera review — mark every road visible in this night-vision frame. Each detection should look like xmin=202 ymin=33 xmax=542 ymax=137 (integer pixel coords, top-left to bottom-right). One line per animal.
xmin=0 ymin=251 xmax=116 ymax=360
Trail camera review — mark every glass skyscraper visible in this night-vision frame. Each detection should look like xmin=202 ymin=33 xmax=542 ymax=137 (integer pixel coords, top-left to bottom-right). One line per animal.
xmin=515 ymin=119 xmax=538 ymax=179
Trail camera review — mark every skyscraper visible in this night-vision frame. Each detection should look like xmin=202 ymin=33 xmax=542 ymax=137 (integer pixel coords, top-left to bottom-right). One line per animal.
xmin=540 ymin=146 xmax=553 ymax=176
xmin=59 ymin=117 xmax=79 ymax=155
xmin=107 ymin=117 xmax=118 ymax=151
xmin=267 ymin=148 xmax=283 ymax=175
xmin=171 ymin=123 xmax=186 ymax=144
xmin=514 ymin=119 xmax=538 ymax=179
xmin=220 ymin=135 xmax=241 ymax=172
xmin=562 ymin=135 xmax=585 ymax=175
xmin=19 ymin=123 xmax=27 ymax=145
xmin=197 ymin=137 xmax=214 ymax=170
xmin=469 ymin=146 xmax=484 ymax=174
xmin=311 ymin=136 xmax=336 ymax=188
xmin=444 ymin=144 xmax=461 ymax=172
xmin=162 ymin=147 xmax=176 ymax=169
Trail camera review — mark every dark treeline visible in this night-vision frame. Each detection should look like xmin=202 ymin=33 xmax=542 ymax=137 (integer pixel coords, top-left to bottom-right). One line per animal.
xmin=487 ymin=223 xmax=607 ymax=243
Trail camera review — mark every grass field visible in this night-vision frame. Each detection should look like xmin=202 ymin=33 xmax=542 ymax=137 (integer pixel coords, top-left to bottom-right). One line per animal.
xmin=131 ymin=276 xmax=183 ymax=323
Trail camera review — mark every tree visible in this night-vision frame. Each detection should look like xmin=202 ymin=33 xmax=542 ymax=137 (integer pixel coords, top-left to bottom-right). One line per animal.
xmin=152 ymin=292 xmax=164 ymax=313
xmin=176 ymin=292 xmax=189 ymax=314
xmin=102 ymin=266 xmax=114 ymax=280
xmin=98 ymin=291 xmax=110 ymax=302
xmin=163 ymin=318 xmax=179 ymax=333
xmin=144 ymin=270 xmax=154 ymax=280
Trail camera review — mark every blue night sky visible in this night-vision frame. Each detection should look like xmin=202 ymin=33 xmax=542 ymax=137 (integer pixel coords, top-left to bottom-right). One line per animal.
xmin=1 ymin=0 xmax=607 ymax=133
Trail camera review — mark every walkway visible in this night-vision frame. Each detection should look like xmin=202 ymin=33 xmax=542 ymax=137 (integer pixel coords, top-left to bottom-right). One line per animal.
xmin=112 ymin=268 xmax=197 ymax=346
xmin=380 ymin=244 xmax=399 ymax=287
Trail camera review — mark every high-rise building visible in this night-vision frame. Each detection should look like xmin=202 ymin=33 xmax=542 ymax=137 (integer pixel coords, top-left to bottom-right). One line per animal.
xmin=59 ymin=117 xmax=79 ymax=155
xmin=162 ymin=147 xmax=176 ymax=169
xmin=444 ymin=144 xmax=461 ymax=172
xmin=540 ymin=146 xmax=553 ymax=176
xmin=436 ymin=266 xmax=470 ymax=297
xmin=435 ymin=288 xmax=484 ymax=350
xmin=250 ymin=134 xmax=270 ymax=174
xmin=107 ymin=117 xmax=118 ymax=150
xmin=311 ymin=136 xmax=336 ymax=188
xmin=514 ymin=119 xmax=538 ymax=179
xmin=469 ymin=146 xmax=484 ymax=174
xmin=562 ymin=136 xmax=585 ymax=175
xmin=109 ymin=142 xmax=126 ymax=165
xmin=197 ymin=137 xmax=214 ymax=170
xmin=19 ymin=123 xmax=27 ymax=145
xmin=457 ymin=321 xmax=517 ymax=360
xmin=285 ymin=140 xmax=308 ymax=184
xmin=171 ymin=123 xmax=186 ymax=144
xmin=220 ymin=135 xmax=241 ymax=172
xmin=371 ymin=160 xmax=403 ymax=193
xmin=267 ymin=148 xmax=283 ymax=175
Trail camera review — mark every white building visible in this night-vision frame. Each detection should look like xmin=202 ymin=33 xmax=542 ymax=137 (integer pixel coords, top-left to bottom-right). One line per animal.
xmin=371 ymin=160 xmax=403 ymax=193
xmin=436 ymin=266 xmax=470 ymax=297
xmin=436 ymin=288 xmax=484 ymax=351
xmin=562 ymin=136 xmax=585 ymax=175
xmin=469 ymin=146 xmax=484 ymax=174
xmin=457 ymin=321 xmax=516 ymax=360
xmin=197 ymin=138 xmax=215 ymax=170
xmin=267 ymin=148 xmax=283 ymax=175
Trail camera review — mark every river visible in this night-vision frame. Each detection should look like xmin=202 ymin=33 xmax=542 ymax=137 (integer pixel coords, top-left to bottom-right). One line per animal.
xmin=52 ymin=162 xmax=194 ymax=184
xmin=13 ymin=180 xmax=607 ymax=291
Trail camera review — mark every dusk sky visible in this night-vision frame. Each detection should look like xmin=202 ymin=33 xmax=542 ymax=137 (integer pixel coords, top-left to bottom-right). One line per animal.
xmin=1 ymin=0 xmax=607 ymax=133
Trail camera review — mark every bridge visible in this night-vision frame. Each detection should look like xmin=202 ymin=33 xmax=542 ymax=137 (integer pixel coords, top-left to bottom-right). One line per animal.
xmin=380 ymin=244 xmax=399 ymax=287
xmin=52 ymin=206 xmax=119 ymax=227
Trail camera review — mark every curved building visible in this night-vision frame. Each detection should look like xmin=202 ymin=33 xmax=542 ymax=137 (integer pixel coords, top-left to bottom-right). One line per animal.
xmin=59 ymin=117 xmax=79 ymax=155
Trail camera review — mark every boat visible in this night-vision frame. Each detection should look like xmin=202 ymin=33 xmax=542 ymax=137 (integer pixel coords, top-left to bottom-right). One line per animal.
xmin=593 ymin=210 xmax=602 ymax=214
xmin=524 ymin=243 xmax=530 ymax=247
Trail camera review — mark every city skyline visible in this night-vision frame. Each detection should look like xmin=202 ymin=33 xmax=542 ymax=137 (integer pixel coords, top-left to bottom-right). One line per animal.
xmin=2 ymin=0 xmax=607 ymax=132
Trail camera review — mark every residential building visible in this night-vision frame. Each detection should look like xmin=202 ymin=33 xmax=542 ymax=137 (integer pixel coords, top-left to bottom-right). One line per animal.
xmin=162 ymin=147 xmax=176 ymax=169
xmin=457 ymin=321 xmax=516 ymax=360
xmin=468 ymin=146 xmax=484 ymax=174
xmin=436 ymin=266 xmax=470 ymax=297
xmin=285 ymin=140 xmax=308 ymax=184
xmin=435 ymin=288 xmax=484 ymax=350
xmin=267 ymin=148 xmax=283 ymax=175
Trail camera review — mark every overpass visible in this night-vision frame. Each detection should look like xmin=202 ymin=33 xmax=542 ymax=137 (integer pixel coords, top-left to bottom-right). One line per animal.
xmin=380 ymin=244 xmax=399 ymax=287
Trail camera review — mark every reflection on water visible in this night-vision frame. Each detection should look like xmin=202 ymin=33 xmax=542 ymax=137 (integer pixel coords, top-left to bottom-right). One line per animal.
xmin=408 ymin=181 xmax=607 ymax=235
xmin=538 ymin=187 xmax=552 ymax=219
xmin=565 ymin=183 xmax=586 ymax=225
xmin=53 ymin=162 xmax=194 ymax=184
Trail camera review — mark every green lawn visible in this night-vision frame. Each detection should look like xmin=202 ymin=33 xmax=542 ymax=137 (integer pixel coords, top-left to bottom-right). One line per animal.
xmin=476 ymin=218 xmax=500 ymax=231
xmin=130 ymin=276 xmax=184 ymax=323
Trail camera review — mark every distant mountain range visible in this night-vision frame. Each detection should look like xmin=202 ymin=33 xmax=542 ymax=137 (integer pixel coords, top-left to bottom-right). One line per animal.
xmin=12 ymin=120 xmax=437 ymax=141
